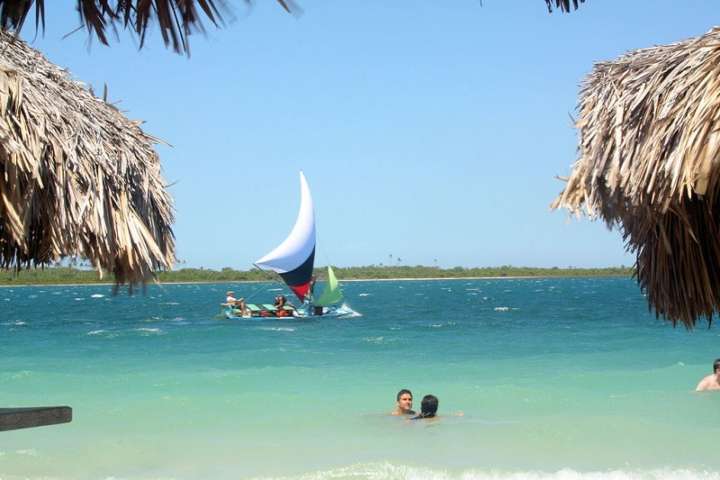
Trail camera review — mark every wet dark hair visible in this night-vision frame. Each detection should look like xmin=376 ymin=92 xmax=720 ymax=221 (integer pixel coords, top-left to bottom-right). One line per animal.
xmin=396 ymin=389 xmax=412 ymax=401
xmin=713 ymin=359 xmax=720 ymax=373
xmin=412 ymin=394 xmax=438 ymax=419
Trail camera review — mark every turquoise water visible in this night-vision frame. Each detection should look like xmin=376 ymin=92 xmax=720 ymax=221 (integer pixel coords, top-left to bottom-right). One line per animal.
xmin=2 ymin=278 xmax=720 ymax=480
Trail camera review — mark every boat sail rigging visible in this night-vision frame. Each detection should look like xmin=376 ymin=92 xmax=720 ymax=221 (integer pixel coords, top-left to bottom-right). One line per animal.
xmin=254 ymin=172 xmax=317 ymax=301
xmin=315 ymin=266 xmax=342 ymax=307
xmin=253 ymin=172 xmax=344 ymax=311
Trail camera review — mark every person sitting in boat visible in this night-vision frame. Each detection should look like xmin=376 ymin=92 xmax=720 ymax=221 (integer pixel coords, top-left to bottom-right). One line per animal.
xmin=225 ymin=291 xmax=248 ymax=316
xmin=274 ymin=295 xmax=295 ymax=317
xmin=234 ymin=297 xmax=249 ymax=317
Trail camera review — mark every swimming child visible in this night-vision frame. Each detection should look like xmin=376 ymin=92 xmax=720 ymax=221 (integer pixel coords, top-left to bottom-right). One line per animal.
xmin=411 ymin=394 xmax=438 ymax=420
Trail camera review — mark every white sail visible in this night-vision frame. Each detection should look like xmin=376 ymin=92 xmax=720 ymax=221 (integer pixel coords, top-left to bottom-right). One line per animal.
xmin=254 ymin=172 xmax=316 ymax=274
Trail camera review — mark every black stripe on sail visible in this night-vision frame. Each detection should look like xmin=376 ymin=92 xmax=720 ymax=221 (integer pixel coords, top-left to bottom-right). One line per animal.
xmin=279 ymin=248 xmax=315 ymax=287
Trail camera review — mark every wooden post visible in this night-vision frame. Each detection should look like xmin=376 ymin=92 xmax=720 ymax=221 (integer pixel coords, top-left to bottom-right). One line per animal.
xmin=0 ymin=407 xmax=72 ymax=431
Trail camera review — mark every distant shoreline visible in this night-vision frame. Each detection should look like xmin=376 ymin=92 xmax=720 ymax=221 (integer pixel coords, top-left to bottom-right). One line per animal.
xmin=0 ymin=274 xmax=632 ymax=288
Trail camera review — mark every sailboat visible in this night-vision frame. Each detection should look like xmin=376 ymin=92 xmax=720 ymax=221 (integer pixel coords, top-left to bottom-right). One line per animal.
xmin=224 ymin=172 xmax=351 ymax=319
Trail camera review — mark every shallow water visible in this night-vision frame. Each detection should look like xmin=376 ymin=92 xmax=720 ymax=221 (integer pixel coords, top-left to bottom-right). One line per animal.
xmin=1 ymin=278 xmax=720 ymax=479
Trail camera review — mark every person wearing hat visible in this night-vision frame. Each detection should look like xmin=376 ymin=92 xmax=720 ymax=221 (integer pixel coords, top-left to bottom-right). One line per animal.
xmin=225 ymin=291 xmax=248 ymax=316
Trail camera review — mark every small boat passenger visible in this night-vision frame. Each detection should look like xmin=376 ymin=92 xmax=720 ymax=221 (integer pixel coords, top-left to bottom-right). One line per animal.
xmin=225 ymin=291 xmax=248 ymax=316
xmin=234 ymin=297 xmax=249 ymax=317
xmin=274 ymin=295 xmax=295 ymax=317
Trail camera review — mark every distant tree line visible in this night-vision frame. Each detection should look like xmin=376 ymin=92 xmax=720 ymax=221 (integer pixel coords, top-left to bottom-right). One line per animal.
xmin=0 ymin=265 xmax=633 ymax=285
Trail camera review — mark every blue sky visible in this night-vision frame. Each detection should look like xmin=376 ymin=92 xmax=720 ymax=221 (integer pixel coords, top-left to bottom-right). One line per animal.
xmin=20 ymin=1 xmax=719 ymax=269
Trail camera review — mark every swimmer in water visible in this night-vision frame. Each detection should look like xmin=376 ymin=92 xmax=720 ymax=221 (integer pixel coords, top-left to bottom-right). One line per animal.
xmin=391 ymin=389 xmax=415 ymax=416
xmin=696 ymin=358 xmax=720 ymax=391
xmin=412 ymin=394 xmax=439 ymax=420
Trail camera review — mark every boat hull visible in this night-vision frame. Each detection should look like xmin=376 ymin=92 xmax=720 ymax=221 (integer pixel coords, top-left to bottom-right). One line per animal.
xmin=223 ymin=304 xmax=356 ymax=319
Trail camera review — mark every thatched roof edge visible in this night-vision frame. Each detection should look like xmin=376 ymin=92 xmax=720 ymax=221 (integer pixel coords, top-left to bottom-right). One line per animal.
xmin=552 ymin=27 xmax=720 ymax=328
xmin=0 ymin=30 xmax=175 ymax=284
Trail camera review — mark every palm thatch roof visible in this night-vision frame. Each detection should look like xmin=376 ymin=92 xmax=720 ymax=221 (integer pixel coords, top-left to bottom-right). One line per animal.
xmin=0 ymin=0 xmax=578 ymax=55
xmin=0 ymin=30 xmax=174 ymax=284
xmin=552 ymin=27 xmax=720 ymax=328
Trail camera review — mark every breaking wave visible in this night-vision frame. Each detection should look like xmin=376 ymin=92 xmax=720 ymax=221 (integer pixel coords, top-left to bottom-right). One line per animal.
xmin=247 ymin=463 xmax=720 ymax=480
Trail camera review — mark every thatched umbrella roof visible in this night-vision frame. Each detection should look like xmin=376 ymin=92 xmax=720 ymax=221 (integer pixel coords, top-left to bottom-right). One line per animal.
xmin=0 ymin=30 xmax=174 ymax=284
xmin=552 ymin=27 xmax=720 ymax=328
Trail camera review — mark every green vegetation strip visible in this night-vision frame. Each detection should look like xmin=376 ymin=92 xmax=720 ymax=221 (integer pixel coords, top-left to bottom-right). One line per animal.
xmin=0 ymin=265 xmax=633 ymax=286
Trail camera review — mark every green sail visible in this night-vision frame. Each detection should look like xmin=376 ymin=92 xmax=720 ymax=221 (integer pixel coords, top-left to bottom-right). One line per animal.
xmin=315 ymin=266 xmax=343 ymax=306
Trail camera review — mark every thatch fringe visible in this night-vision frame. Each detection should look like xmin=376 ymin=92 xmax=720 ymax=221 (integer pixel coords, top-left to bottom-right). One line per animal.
xmin=552 ymin=27 xmax=720 ymax=328
xmin=0 ymin=30 xmax=174 ymax=284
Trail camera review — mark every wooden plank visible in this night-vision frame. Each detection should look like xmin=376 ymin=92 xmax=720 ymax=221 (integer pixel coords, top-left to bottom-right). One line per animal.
xmin=0 ymin=406 xmax=72 ymax=432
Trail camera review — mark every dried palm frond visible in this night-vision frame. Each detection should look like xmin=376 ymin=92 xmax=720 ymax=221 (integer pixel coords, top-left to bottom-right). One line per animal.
xmin=0 ymin=1 xmax=576 ymax=55
xmin=552 ymin=27 xmax=720 ymax=328
xmin=544 ymin=0 xmax=586 ymax=13
xmin=0 ymin=0 xmax=301 ymax=55
xmin=0 ymin=30 xmax=174 ymax=284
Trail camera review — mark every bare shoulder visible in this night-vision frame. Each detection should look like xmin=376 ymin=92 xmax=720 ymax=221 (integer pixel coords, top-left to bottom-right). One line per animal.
xmin=696 ymin=375 xmax=715 ymax=391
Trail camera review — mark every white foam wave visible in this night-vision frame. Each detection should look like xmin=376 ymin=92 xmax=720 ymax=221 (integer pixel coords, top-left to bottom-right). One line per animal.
xmin=430 ymin=321 xmax=456 ymax=328
xmin=247 ymin=463 xmax=720 ymax=480
xmin=258 ymin=327 xmax=296 ymax=332
xmin=335 ymin=304 xmax=362 ymax=318
xmin=74 ymin=297 xmax=84 ymax=301
xmin=268 ymin=288 xmax=283 ymax=292
xmin=363 ymin=336 xmax=385 ymax=344
xmin=90 ymin=294 xmax=105 ymax=298
xmin=358 ymin=293 xmax=370 ymax=297
xmin=87 ymin=329 xmax=105 ymax=336
xmin=14 ymin=449 xmax=37 ymax=457
xmin=494 ymin=307 xmax=510 ymax=312
xmin=135 ymin=327 xmax=164 ymax=335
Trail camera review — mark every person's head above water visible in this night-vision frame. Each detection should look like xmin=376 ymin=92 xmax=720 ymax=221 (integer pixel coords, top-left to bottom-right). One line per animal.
xmin=713 ymin=358 xmax=720 ymax=374
xmin=413 ymin=394 xmax=438 ymax=419
xmin=395 ymin=389 xmax=414 ymax=415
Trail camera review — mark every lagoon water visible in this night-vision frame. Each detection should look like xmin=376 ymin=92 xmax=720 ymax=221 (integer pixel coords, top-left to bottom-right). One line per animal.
xmin=2 ymin=277 xmax=720 ymax=480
